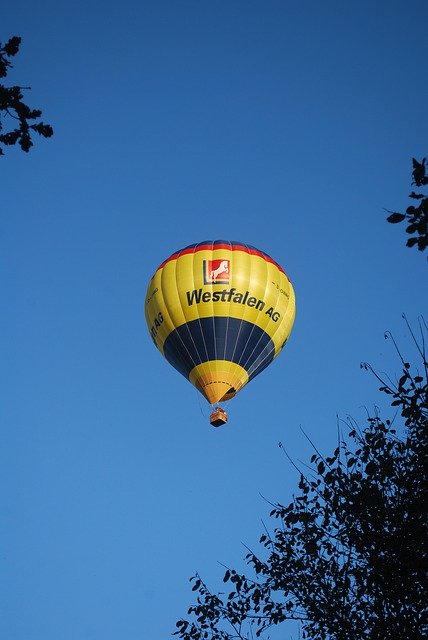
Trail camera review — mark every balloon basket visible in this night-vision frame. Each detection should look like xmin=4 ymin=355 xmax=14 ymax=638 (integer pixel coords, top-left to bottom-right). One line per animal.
xmin=210 ymin=406 xmax=228 ymax=428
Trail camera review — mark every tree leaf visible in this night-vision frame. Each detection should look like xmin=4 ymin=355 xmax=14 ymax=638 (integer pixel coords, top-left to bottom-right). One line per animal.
xmin=386 ymin=212 xmax=406 ymax=223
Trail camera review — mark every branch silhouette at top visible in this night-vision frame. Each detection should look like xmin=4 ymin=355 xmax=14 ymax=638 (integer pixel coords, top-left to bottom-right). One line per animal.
xmin=0 ymin=36 xmax=53 ymax=156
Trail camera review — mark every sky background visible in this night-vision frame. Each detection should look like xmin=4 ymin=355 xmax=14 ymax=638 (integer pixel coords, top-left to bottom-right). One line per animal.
xmin=1 ymin=1 xmax=427 ymax=639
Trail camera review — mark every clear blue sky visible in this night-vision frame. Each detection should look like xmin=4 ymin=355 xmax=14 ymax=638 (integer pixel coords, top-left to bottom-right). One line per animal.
xmin=1 ymin=2 xmax=427 ymax=639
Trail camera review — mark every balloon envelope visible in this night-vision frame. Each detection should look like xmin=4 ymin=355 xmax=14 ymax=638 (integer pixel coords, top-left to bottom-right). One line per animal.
xmin=145 ymin=240 xmax=296 ymax=404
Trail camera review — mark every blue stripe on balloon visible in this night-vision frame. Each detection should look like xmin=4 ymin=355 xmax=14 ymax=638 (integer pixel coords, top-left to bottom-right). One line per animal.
xmin=162 ymin=317 xmax=275 ymax=382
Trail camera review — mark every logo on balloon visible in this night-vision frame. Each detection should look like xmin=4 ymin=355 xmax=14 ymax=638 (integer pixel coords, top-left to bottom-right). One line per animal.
xmin=204 ymin=259 xmax=230 ymax=284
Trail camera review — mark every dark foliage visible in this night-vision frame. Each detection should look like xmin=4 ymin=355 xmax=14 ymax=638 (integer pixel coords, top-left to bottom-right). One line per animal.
xmin=0 ymin=36 xmax=53 ymax=155
xmin=174 ymin=320 xmax=428 ymax=640
xmin=386 ymin=158 xmax=428 ymax=252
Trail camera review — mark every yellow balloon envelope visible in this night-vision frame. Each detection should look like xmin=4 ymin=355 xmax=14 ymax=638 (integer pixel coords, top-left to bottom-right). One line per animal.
xmin=145 ymin=240 xmax=296 ymax=407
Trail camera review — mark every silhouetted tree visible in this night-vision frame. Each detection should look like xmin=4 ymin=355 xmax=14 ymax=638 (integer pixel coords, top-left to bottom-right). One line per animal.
xmin=386 ymin=158 xmax=428 ymax=252
xmin=174 ymin=317 xmax=428 ymax=640
xmin=0 ymin=36 xmax=53 ymax=155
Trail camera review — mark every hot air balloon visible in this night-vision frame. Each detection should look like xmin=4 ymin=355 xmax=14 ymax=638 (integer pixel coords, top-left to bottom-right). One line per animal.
xmin=145 ymin=240 xmax=296 ymax=426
